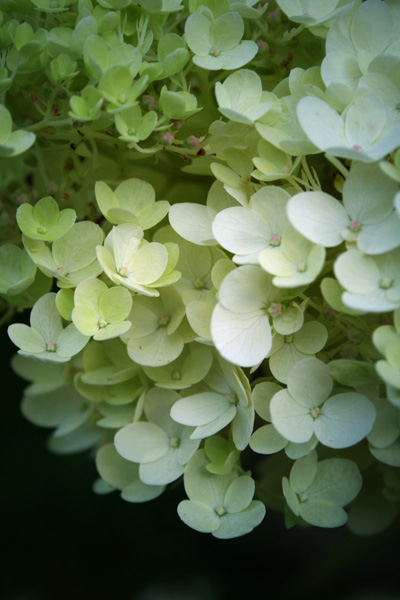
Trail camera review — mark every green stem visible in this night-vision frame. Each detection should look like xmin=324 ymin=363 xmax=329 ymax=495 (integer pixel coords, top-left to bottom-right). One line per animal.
xmin=325 ymin=153 xmax=349 ymax=178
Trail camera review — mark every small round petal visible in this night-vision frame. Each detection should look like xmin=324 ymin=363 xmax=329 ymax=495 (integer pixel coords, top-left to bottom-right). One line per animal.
xmin=287 ymin=358 xmax=333 ymax=408
xmin=287 ymin=191 xmax=348 ymax=247
xmin=212 ymin=501 xmax=265 ymax=539
xmin=115 ymin=422 xmax=169 ymax=463
xmin=177 ymin=500 xmax=220 ymax=533
xmin=211 ymin=303 xmax=272 ymax=367
xmin=314 ymin=393 xmax=376 ymax=449
xmin=270 ymin=389 xmax=314 ymax=444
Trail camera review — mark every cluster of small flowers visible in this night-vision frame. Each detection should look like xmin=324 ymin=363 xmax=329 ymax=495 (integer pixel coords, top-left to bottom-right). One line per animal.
xmin=1 ymin=0 xmax=400 ymax=538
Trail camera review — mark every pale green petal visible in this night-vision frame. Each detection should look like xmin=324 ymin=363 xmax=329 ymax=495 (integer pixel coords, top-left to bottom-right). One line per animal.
xmin=299 ymin=499 xmax=347 ymax=528
xmin=224 ymin=476 xmax=255 ymax=513
xmin=334 ymin=250 xmax=380 ymax=294
xmin=57 ymin=323 xmax=89 ymax=357
xmin=297 ymin=96 xmax=346 ymax=151
xmin=343 ymin=163 xmax=397 ymax=225
xmin=114 ymin=422 xmax=169 ymax=463
xmin=126 ymin=243 xmax=168 ymax=285
xmin=0 ymin=244 xmax=36 ymax=295
xmin=184 ymin=13 xmax=211 ymax=56
xmin=287 ymin=358 xmax=332 ymax=408
xmin=52 ymin=221 xmax=103 ymax=274
xmin=294 ymin=321 xmax=328 ymax=354
xmin=350 ymin=0 xmax=392 ymax=57
xmin=177 ymin=500 xmax=220 ymax=533
xmin=169 ymin=203 xmax=217 ymax=245
xmin=212 ymin=501 xmax=265 ymax=539
xmin=315 ymin=392 xmax=376 ymax=448
xmin=259 ymin=248 xmax=296 ymax=277
xmin=289 ymin=451 xmax=318 ymax=494
xmin=184 ymin=450 xmax=237 ymax=506
xmin=218 ymin=265 xmax=273 ymax=313
xmin=211 ymin=303 xmax=272 ymax=367
xmin=357 ymin=215 xmax=400 ymax=256
xmin=30 ymin=292 xmax=63 ymax=343
xmin=21 ymin=385 xmax=86 ymax=429
xmin=367 ymin=398 xmax=400 ymax=449
xmin=344 ymin=94 xmax=387 ymax=152
xmin=270 ymin=343 xmax=307 ymax=384
xmin=212 ymin=206 xmax=271 ymax=256
xmin=96 ymin=443 xmax=140 ymax=490
xmin=231 ymin=402 xmax=254 ymax=450
xmin=93 ymin=321 xmax=131 ymax=341
xmin=98 ymin=285 xmax=132 ymax=323
xmin=287 ymin=191 xmax=347 ymax=247
xmin=369 ymin=439 xmax=400 ymax=467
xmin=191 ymin=406 xmax=237 ymax=439
xmin=127 ymin=327 xmax=183 ymax=366
xmin=285 ymin=436 xmax=318 ymax=460
xmin=269 ymin=389 xmax=314 ymax=443
xmin=139 ymin=449 xmax=185 ymax=485
xmin=282 ymin=477 xmax=300 ymax=516
xmin=210 ymin=12 xmax=243 ymax=51
xmin=273 ymin=303 xmax=304 ymax=336
xmin=121 ymin=480 xmax=165 ymax=503
xmin=219 ymin=42 xmax=258 ymax=71
xmin=171 ymin=392 xmax=232 ymax=427
xmin=8 ymin=323 xmax=45 ymax=354
xmin=307 ymin=458 xmax=362 ymax=506
xmin=252 ymin=382 xmax=282 ymax=421
xmin=250 ymin=424 xmax=287 ymax=454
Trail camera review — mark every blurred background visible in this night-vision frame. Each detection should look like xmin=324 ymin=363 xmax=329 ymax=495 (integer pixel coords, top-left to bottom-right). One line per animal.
xmin=2 ymin=332 xmax=399 ymax=600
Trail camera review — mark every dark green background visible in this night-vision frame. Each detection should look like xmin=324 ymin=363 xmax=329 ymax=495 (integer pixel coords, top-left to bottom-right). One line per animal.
xmin=1 ymin=332 xmax=399 ymax=600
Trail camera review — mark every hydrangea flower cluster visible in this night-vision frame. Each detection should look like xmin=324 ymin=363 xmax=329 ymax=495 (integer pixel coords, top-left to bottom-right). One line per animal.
xmin=1 ymin=0 xmax=400 ymax=540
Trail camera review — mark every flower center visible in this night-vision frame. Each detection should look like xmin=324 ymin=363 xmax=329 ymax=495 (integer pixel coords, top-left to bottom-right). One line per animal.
xmin=37 ymin=225 xmax=47 ymax=234
xmin=209 ymin=46 xmax=220 ymax=57
xmin=270 ymin=234 xmax=281 ymax=247
xmin=297 ymin=261 xmax=307 ymax=273
xmin=46 ymin=341 xmax=56 ymax=352
xmin=380 ymin=277 xmax=393 ymax=290
xmin=158 ymin=315 xmax=169 ymax=326
xmin=225 ymin=393 xmax=237 ymax=405
xmin=194 ymin=277 xmax=206 ymax=290
xmin=268 ymin=302 xmax=283 ymax=317
xmin=98 ymin=318 xmax=108 ymax=329
xmin=118 ymin=266 xmax=128 ymax=277
xmin=58 ymin=266 xmax=68 ymax=276
xmin=215 ymin=505 xmax=226 ymax=516
xmin=352 ymin=144 xmax=362 ymax=151
xmin=349 ymin=220 xmax=361 ymax=233
xmin=169 ymin=436 xmax=180 ymax=448
xmin=298 ymin=492 xmax=308 ymax=503
xmin=310 ymin=407 xmax=320 ymax=419
xmin=171 ymin=370 xmax=181 ymax=380
xmin=284 ymin=335 xmax=293 ymax=344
